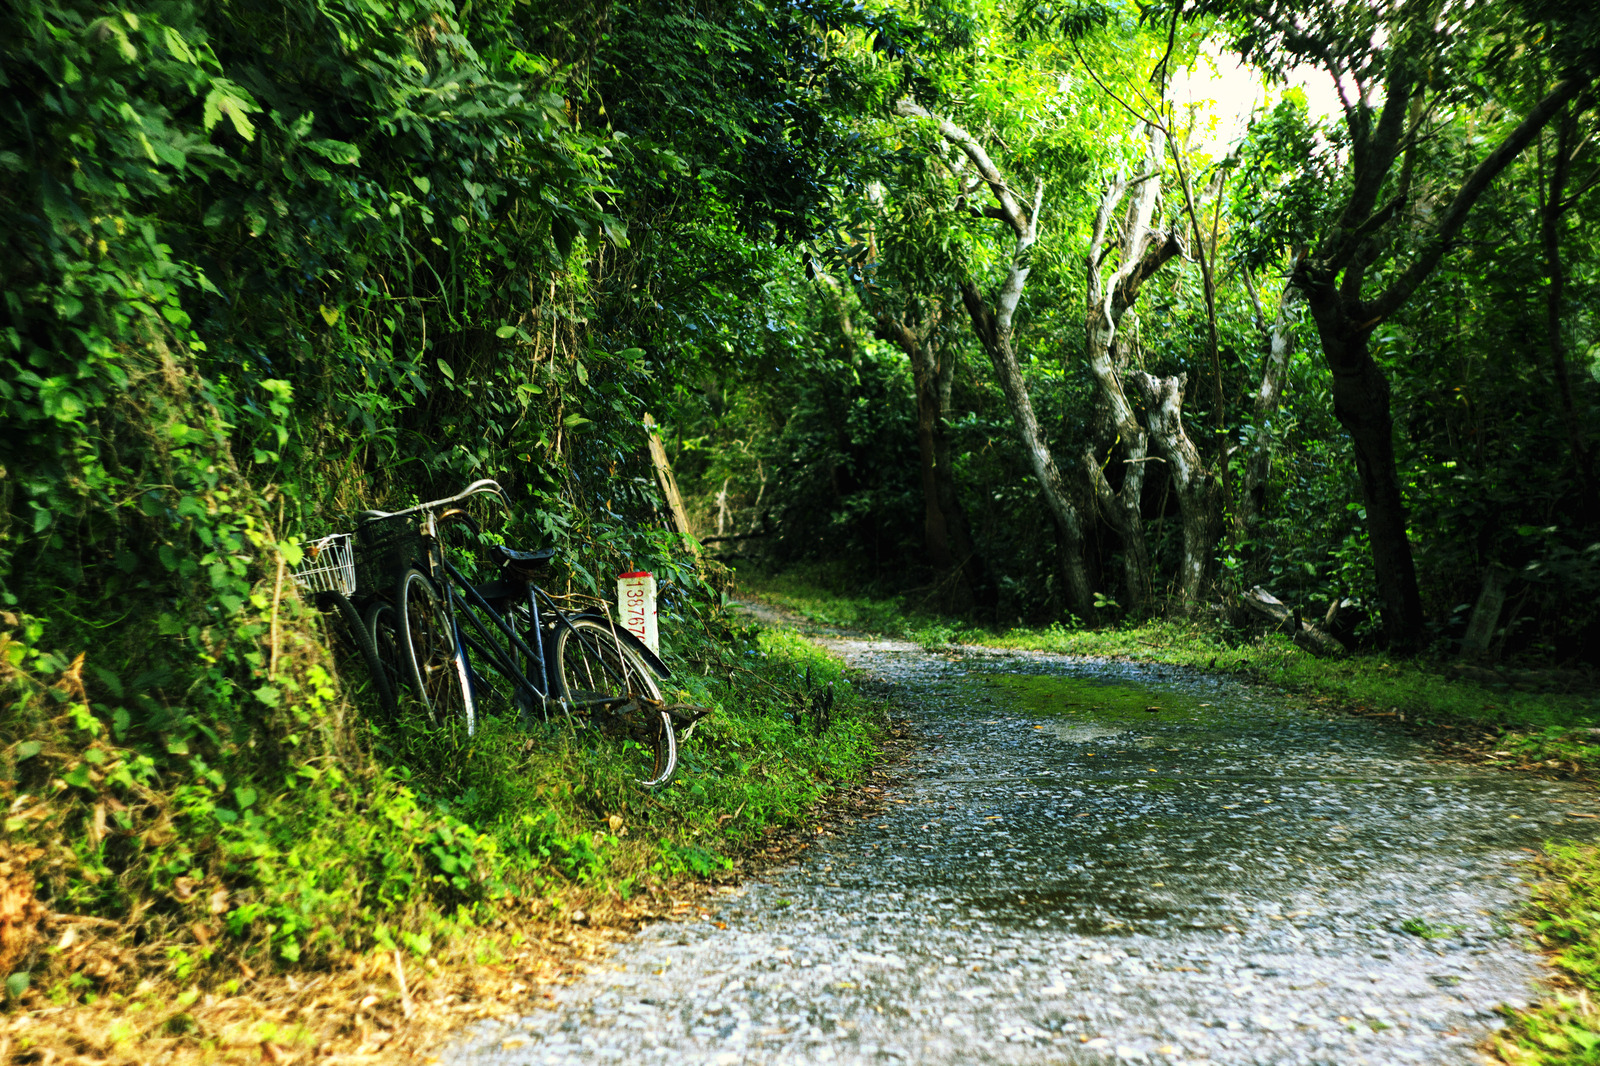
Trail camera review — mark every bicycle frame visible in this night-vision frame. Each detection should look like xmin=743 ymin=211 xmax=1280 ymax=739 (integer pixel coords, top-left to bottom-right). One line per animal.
xmin=395 ymin=491 xmax=656 ymax=719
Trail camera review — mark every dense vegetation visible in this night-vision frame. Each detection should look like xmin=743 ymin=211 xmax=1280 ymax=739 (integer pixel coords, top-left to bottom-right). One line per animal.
xmin=3 ymin=0 xmax=1600 ymax=1058
xmin=671 ymin=0 xmax=1600 ymax=665
xmin=0 ymin=0 xmax=890 ymax=1050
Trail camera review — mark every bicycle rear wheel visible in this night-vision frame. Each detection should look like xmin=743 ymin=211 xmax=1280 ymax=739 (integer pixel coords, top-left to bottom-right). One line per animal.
xmin=552 ymin=616 xmax=674 ymax=787
xmin=395 ymin=568 xmax=475 ymax=733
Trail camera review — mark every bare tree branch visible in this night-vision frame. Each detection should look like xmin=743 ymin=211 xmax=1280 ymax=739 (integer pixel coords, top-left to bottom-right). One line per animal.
xmin=896 ymin=98 xmax=1030 ymax=239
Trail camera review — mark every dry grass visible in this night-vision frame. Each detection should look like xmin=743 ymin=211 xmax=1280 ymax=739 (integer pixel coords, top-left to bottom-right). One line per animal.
xmin=0 ymin=715 xmax=913 ymax=1065
xmin=3 ymin=904 xmax=614 ymax=1064
xmin=2 ymin=852 xmax=760 ymax=1063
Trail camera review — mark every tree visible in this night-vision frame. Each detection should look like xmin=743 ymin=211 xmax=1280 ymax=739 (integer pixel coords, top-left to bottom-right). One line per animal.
xmin=872 ymin=299 xmax=989 ymax=606
xmin=1081 ymin=125 xmax=1184 ymax=613
xmin=1205 ymin=0 xmax=1599 ymax=650
xmin=1538 ymin=94 xmax=1600 ymax=521
xmin=1233 ymin=261 xmax=1306 ymax=542
xmin=895 ymin=98 xmax=1099 ymax=622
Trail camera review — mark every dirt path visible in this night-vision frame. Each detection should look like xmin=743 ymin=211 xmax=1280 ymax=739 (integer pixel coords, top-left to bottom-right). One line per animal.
xmin=445 ymin=606 xmax=1599 ymax=1065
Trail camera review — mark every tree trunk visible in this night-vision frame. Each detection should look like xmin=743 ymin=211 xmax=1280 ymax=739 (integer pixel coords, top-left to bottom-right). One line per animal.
xmin=1082 ymin=391 xmax=1153 ymax=615
xmin=1080 ymin=125 xmax=1178 ymax=616
xmin=1286 ymin=72 xmax=1585 ymax=653
xmin=960 ymin=280 xmax=1096 ymax=622
xmin=929 ymin=333 xmax=988 ymax=606
xmin=1234 ymin=268 xmax=1304 ymax=540
xmin=1541 ymin=103 xmax=1600 ymax=522
xmin=911 ymin=337 xmax=955 ymax=570
xmin=1295 ymin=268 xmax=1425 ymax=651
xmin=876 ymin=306 xmax=986 ymax=607
xmin=882 ymin=310 xmax=954 ymax=570
xmin=817 ymin=275 xmax=860 ymax=366
xmin=896 ymin=97 xmax=1096 ymax=622
xmin=1134 ymin=371 xmax=1222 ymax=609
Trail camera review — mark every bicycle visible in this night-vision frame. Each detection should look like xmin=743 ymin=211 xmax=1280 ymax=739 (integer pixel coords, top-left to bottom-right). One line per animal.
xmin=288 ymin=531 xmax=400 ymax=720
xmin=354 ymin=479 xmax=681 ymax=787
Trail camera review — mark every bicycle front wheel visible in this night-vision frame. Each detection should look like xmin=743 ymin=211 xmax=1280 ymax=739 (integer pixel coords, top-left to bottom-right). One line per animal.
xmin=316 ymin=591 xmax=397 ymax=720
xmin=396 ymin=568 xmax=475 ymax=733
xmin=364 ymin=599 xmax=411 ymax=706
xmin=552 ymin=617 xmax=674 ymax=787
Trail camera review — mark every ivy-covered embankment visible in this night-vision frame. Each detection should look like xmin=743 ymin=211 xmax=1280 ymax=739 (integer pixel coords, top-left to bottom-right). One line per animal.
xmin=0 ymin=0 xmax=886 ymax=1060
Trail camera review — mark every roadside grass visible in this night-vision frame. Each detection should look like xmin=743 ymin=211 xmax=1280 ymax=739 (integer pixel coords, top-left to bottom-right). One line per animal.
xmin=746 ymin=567 xmax=1600 ymax=741
xmin=0 ymin=602 xmax=882 ymax=1064
xmin=743 ymin=565 xmax=1600 ymax=1066
xmin=1495 ymin=844 xmax=1600 ymax=1065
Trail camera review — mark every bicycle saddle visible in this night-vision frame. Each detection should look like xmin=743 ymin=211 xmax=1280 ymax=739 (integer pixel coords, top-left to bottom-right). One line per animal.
xmin=492 ymin=544 xmax=555 ymax=576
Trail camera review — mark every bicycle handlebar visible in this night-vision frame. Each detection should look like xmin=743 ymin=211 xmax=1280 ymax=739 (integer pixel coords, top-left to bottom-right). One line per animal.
xmin=359 ymin=478 xmax=510 ymax=524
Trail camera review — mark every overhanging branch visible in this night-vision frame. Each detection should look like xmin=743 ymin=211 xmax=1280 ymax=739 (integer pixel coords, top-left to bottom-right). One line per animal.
xmin=895 ymin=98 xmax=1030 ymax=239
xmin=1370 ymin=76 xmax=1591 ymax=322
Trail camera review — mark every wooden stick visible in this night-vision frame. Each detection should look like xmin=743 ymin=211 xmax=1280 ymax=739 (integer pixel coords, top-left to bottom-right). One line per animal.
xmin=643 ymin=413 xmax=699 ymax=559
xmin=268 ymin=554 xmax=286 ymax=680
xmin=392 ymin=949 xmax=414 ymax=1019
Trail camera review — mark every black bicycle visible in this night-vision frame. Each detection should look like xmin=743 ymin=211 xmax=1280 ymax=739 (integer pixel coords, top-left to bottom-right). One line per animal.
xmin=354 ymin=480 xmax=679 ymax=787
xmin=289 ymin=531 xmax=400 ymax=720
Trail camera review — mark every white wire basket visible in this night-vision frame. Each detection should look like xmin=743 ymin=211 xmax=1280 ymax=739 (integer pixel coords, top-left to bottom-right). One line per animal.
xmin=290 ymin=532 xmax=356 ymax=597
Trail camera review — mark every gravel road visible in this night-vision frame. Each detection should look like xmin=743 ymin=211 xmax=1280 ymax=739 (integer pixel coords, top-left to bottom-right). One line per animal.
xmin=446 ymin=619 xmax=1600 ymax=1065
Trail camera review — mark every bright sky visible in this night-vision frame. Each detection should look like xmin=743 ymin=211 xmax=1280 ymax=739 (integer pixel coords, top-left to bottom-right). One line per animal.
xmin=1167 ymin=49 xmax=1345 ymax=152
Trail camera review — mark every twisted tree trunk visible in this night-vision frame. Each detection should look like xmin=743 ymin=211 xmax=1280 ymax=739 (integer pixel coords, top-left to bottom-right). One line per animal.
xmin=897 ymin=97 xmax=1096 ymax=623
xmin=1294 ymin=267 xmax=1425 ymax=647
xmin=1133 ymin=370 xmax=1222 ymax=608
xmin=1082 ymin=125 xmax=1182 ymax=615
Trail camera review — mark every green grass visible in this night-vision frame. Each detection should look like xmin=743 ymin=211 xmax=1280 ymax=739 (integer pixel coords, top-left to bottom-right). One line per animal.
xmin=375 ymin=615 xmax=880 ymax=899
xmin=1496 ymin=844 xmax=1600 ymax=1064
xmin=745 ymin=568 xmax=1600 ymax=736
xmin=0 ymin=596 xmax=884 ymax=1033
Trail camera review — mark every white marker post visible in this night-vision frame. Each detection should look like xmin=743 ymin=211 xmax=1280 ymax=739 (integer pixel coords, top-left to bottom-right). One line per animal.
xmin=616 ymin=571 xmax=659 ymax=655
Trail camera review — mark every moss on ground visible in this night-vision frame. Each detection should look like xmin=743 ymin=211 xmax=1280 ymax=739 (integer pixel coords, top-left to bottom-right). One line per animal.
xmin=984 ymin=674 xmax=1225 ymax=727
xmin=747 ymin=569 xmax=1597 ymax=740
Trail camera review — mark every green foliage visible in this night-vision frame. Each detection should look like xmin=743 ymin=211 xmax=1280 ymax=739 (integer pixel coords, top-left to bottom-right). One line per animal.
xmin=1 ymin=618 xmax=492 ymax=973
xmin=0 ymin=0 xmax=894 ymax=1022
xmin=1 ymin=594 xmax=884 ymax=998
xmin=4 ymin=0 xmax=1600 ymax=1039
xmin=746 ymin=568 xmax=1600 ymax=735
xmin=1226 ymin=92 xmax=1341 ymax=273
xmin=1496 ymin=844 xmax=1600 ymax=1065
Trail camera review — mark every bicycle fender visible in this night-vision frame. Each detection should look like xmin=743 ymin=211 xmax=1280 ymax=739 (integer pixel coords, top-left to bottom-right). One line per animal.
xmin=568 ymin=612 xmax=671 ymax=679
